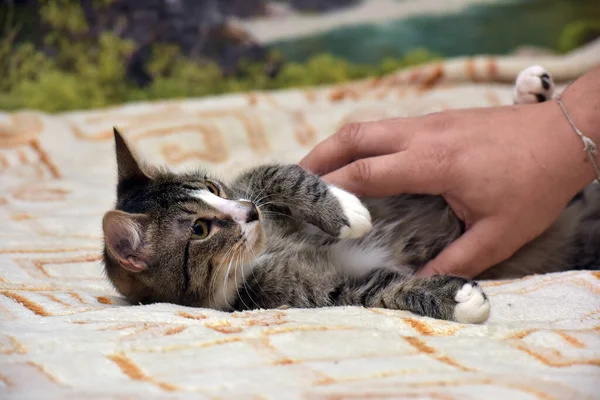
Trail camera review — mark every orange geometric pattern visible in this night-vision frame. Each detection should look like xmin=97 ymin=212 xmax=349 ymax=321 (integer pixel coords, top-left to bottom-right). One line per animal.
xmin=1 ymin=52 xmax=600 ymax=398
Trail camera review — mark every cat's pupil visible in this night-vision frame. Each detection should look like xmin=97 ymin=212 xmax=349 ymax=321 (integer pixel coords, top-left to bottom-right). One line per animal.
xmin=193 ymin=221 xmax=209 ymax=237
xmin=206 ymin=182 xmax=218 ymax=195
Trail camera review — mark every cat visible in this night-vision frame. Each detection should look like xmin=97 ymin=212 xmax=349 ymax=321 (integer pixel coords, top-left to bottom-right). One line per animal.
xmin=102 ymin=66 xmax=599 ymax=324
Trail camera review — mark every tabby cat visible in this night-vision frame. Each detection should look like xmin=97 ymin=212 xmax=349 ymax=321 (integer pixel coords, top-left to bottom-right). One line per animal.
xmin=102 ymin=66 xmax=599 ymax=324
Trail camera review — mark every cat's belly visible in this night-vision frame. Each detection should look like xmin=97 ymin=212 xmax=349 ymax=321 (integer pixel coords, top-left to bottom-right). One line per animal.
xmin=329 ymin=236 xmax=416 ymax=277
xmin=298 ymin=221 xmax=416 ymax=276
xmin=265 ymin=216 xmax=441 ymax=278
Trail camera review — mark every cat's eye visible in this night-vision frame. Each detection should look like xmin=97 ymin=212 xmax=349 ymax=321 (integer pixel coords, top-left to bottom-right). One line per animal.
xmin=206 ymin=181 xmax=220 ymax=196
xmin=191 ymin=219 xmax=211 ymax=239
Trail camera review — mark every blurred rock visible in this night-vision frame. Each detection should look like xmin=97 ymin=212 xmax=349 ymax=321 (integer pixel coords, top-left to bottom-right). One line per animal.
xmin=220 ymin=0 xmax=270 ymax=18
xmin=288 ymin=0 xmax=361 ymax=12
xmin=78 ymin=0 xmax=271 ymax=85
xmin=264 ymin=2 xmax=295 ymax=17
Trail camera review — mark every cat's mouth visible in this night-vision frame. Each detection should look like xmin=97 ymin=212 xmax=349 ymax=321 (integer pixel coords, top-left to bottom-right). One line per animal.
xmin=240 ymin=220 xmax=264 ymax=253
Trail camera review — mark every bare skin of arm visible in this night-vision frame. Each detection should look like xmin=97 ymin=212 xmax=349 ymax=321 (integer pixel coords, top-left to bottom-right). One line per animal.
xmin=299 ymin=67 xmax=600 ymax=278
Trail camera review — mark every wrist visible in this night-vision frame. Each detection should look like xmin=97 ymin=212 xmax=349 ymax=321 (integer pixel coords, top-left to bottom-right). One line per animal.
xmin=556 ymin=68 xmax=600 ymax=189
xmin=539 ymin=96 xmax=599 ymax=195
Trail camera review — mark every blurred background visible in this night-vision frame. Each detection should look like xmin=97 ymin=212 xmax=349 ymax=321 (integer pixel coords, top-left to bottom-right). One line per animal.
xmin=1 ymin=0 xmax=599 ymax=113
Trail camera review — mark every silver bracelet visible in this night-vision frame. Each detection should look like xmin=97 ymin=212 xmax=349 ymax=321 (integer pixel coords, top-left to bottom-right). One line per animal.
xmin=556 ymin=96 xmax=600 ymax=184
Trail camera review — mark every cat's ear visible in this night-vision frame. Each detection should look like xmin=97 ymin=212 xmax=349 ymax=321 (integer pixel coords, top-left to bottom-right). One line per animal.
xmin=103 ymin=210 xmax=151 ymax=273
xmin=113 ymin=127 xmax=150 ymax=185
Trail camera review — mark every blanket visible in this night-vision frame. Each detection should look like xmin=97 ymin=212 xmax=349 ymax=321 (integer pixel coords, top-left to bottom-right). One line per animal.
xmin=1 ymin=40 xmax=600 ymax=399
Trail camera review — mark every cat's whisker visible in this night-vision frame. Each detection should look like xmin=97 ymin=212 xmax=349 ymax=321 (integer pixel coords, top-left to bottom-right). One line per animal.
xmin=232 ymin=250 xmax=239 ymax=307
xmin=255 ymin=199 xmax=283 ymax=209
xmin=248 ymin=180 xmax=267 ymax=204
xmin=255 ymin=200 xmax=298 ymax=219
xmin=222 ymin=247 xmax=237 ymax=308
xmin=244 ymin=183 xmax=254 ymax=204
xmin=246 ymin=175 xmax=272 ymax=209
xmin=254 ymin=197 xmax=282 ymax=209
xmin=259 ymin=210 xmax=302 ymax=224
xmin=247 ymin=174 xmax=259 ymax=202
xmin=239 ymin=247 xmax=260 ymax=310
xmin=258 ymin=199 xmax=294 ymax=208
xmin=253 ymin=192 xmax=277 ymax=207
xmin=214 ymin=245 xmax=236 ymax=289
xmin=209 ymin=244 xmax=236 ymax=308
xmin=243 ymin=240 xmax=268 ymax=300
xmin=244 ymin=178 xmax=251 ymax=200
xmin=260 ymin=210 xmax=292 ymax=217
xmin=237 ymin=241 xmax=262 ymax=310
xmin=209 ymin=247 xmax=230 ymax=298
xmin=233 ymin=247 xmax=253 ymax=311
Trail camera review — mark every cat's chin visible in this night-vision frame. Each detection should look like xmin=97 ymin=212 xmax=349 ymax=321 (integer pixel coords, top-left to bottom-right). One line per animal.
xmin=240 ymin=220 xmax=266 ymax=258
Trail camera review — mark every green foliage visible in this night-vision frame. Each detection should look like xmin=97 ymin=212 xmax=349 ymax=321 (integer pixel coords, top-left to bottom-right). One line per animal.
xmin=40 ymin=0 xmax=87 ymax=34
xmin=3 ymin=0 xmax=600 ymax=113
xmin=0 ymin=0 xmax=439 ymax=113
xmin=0 ymin=43 xmax=441 ymax=113
xmin=557 ymin=20 xmax=600 ymax=54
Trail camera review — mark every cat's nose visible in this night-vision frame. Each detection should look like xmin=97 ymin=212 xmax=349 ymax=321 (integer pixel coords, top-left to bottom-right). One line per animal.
xmin=239 ymin=201 xmax=259 ymax=223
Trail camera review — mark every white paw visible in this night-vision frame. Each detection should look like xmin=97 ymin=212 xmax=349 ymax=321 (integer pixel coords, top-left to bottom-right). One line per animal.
xmin=329 ymin=186 xmax=372 ymax=239
xmin=513 ymin=65 xmax=555 ymax=105
xmin=453 ymin=283 xmax=490 ymax=324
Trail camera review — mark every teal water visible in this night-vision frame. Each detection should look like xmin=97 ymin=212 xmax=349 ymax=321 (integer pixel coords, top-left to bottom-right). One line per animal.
xmin=271 ymin=0 xmax=600 ymax=64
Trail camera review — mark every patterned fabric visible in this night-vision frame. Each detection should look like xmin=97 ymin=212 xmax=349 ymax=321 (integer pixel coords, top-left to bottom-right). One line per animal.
xmin=2 ymin=45 xmax=600 ymax=398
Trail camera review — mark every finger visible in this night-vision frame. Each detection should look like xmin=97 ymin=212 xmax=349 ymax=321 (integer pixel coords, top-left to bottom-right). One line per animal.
xmin=299 ymin=118 xmax=411 ymax=176
xmin=416 ymin=219 xmax=519 ymax=278
xmin=321 ymin=151 xmax=446 ymax=197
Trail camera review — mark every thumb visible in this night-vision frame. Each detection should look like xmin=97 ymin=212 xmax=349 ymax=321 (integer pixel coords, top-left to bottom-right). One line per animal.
xmin=416 ymin=219 xmax=518 ymax=278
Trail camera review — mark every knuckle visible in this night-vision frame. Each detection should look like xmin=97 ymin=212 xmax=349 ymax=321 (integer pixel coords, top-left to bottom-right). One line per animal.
xmin=347 ymin=159 xmax=372 ymax=184
xmin=337 ymin=122 xmax=364 ymax=148
xmin=426 ymin=111 xmax=455 ymax=132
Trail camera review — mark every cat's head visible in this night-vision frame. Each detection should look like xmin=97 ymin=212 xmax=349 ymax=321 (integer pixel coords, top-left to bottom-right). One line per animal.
xmin=102 ymin=128 xmax=265 ymax=309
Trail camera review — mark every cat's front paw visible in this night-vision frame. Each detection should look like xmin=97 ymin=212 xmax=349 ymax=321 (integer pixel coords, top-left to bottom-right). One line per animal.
xmin=453 ymin=281 xmax=490 ymax=324
xmin=329 ymin=186 xmax=372 ymax=239
xmin=513 ymin=65 xmax=555 ymax=104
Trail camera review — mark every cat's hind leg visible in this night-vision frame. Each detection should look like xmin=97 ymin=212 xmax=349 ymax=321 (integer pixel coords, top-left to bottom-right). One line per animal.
xmin=513 ymin=65 xmax=555 ymax=104
xmin=332 ymin=269 xmax=491 ymax=323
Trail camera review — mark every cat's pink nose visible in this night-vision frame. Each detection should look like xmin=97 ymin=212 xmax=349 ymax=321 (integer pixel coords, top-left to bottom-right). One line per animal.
xmin=238 ymin=201 xmax=259 ymax=223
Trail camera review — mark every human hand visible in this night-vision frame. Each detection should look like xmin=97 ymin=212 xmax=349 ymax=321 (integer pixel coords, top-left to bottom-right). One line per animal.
xmin=299 ymin=100 xmax=595 ymax=278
